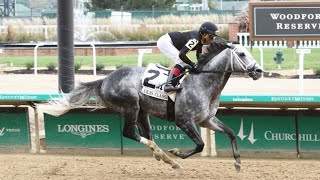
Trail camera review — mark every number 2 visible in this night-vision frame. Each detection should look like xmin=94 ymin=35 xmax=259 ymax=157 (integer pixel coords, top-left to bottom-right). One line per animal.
xmin=143 ymin=70 xmax=160 ymax=88
xmin=185 ymin=39 xmax=198 ymax=50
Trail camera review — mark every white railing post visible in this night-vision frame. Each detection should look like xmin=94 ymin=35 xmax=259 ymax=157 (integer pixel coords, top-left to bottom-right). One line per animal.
xmin=296 ymin=48 xmax=311 ymax=95
xmin=137 ymin=49 xmax=152 ymax=67
xmin=244 ymin=34 xmax=248 ymax=46
xmin=89 ymin=42 xmax=97 ymax=76
xmin=237 ymin=33 xmax=243 ymax=46
xmin=34 ymin=43 xmax=44 ymax=75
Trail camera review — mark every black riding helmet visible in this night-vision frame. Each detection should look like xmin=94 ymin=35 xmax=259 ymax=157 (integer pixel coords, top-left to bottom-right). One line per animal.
xmin=199 ymin=21 xmax=219 ymax=37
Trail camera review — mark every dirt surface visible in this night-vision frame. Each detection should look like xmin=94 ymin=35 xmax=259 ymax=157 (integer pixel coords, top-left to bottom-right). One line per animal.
xmin=0 ymin=154 xmax=319 ymax=180
xmin=0 ymin=66 xmax=319 ymax=94
xmin=0 ymin=73 xmax=320 ymax=94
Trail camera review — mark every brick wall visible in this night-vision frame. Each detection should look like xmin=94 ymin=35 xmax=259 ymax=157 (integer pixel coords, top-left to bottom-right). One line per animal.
xmin=3 ymin=47 xmax=161 ymax=57
xmin=228 ymin=23 xmax=239 ymax=42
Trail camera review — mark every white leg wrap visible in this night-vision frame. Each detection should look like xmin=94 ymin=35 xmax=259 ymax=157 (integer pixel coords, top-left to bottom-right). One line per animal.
xmin=140 ymin=137 xmax=149 ymax=145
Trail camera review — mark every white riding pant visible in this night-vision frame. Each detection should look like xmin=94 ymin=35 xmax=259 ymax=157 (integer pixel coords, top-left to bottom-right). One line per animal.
xmin=157 ymin=33 xmax=187 ymax=66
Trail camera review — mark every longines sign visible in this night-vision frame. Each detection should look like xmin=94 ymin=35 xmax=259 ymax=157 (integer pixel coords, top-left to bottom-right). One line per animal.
xmin=249 ymin=2 xmax=320 ymax=40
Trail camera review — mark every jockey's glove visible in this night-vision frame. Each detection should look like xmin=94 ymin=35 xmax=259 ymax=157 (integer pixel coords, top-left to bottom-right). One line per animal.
xmin=190 ymin=63 xmax=202 ymax=74
xmin=183 ymin=64 xmax=193 ymax=70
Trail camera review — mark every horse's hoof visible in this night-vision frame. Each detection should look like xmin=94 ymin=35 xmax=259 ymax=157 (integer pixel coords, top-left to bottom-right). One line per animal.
xmin=153 ymin=155 xmax=161 ymax=161
xmin=153 ymin=151 xmax=162 ymax=161
xmin=234 ymin=162 xmax=241 ymax=172
xmin=154 ymin=156 xmax=161 ymax=161
xmin=168 ymin=148 xmax=180 ymax=156
xmin=172 ymin=163 xmax=182 ymax=170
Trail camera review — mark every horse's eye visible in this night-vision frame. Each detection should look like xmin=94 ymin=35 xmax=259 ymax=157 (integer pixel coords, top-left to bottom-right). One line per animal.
xmin=239 ymin=53 xmax=245 ymax=57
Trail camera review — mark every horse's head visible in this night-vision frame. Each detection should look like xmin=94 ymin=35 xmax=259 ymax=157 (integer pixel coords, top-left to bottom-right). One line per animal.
xmin=227 ymin=44 xmax=263 ymax=80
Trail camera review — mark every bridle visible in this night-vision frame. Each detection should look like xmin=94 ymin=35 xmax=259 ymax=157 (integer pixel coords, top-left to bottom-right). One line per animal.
xmin=200 ymin=47 xmax=256 ymax=74
xmin=230 ymin=47 xmax=257 ymax=75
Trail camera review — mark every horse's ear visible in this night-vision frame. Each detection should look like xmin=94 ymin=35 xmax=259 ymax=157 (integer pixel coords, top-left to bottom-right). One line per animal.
xmin=226 ymin=41 xmax=239 ymax=49
xmin=227 ymin=41 xmax=239 ymax=44
xmin=226 ymin=43 xmax=235 ymax=49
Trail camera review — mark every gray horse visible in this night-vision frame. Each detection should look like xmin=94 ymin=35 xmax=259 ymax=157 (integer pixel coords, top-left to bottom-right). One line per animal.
xmin=38 ymin=42 xmax=263 ymax=171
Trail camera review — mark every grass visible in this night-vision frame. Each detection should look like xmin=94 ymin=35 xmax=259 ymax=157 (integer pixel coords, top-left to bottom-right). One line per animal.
xmin=0 ymin=54 xmax=174 ymax=68
xmin=249 ymin=47 xmax=320 ymax=70
xmin=1 ymin=47 xmax=320 ymax=71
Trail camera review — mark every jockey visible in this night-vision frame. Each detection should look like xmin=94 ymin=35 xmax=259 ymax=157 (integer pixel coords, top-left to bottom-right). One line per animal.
xmin=157 ymin=21 xmax=219 ymax=92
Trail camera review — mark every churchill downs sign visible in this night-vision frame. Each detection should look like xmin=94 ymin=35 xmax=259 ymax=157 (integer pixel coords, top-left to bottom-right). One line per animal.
xmin=249 ymin=2 xmax=320 ymax=40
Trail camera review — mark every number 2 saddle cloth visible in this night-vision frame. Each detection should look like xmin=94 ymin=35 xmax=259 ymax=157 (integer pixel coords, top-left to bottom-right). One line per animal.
xmin=141 ymin=63 xmax=186 ymax=102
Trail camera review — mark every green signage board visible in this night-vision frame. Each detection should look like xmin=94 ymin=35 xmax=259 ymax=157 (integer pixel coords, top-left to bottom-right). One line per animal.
xmin=123 ymin=116 xmax=198 ymax=150
xmin=298 ymin=111 xmax=320 ymax=151
xmin=0 ymin=108 xmax=30 ymax=147
xmin=215 ymin=110 xmax=296 ymax=151
xmin=45 ymin=110 xmax=122 ymax=149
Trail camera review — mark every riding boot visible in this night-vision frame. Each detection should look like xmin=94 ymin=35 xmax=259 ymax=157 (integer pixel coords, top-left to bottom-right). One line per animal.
xmin=164 ymin=66 xmax=183 ymax=92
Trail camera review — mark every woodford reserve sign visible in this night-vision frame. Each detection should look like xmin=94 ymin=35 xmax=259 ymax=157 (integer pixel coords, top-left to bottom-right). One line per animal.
xmin=249 ymin=2 xmax=320 ymax=40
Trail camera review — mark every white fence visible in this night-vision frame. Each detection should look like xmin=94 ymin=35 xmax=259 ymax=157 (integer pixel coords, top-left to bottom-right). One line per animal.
xmin=238 ymin=32 xmax=320 ymax=48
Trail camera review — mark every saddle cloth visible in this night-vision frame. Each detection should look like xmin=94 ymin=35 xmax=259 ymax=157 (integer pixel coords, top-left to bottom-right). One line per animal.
xmin=141 ymin=63 xmax=170 ymax=101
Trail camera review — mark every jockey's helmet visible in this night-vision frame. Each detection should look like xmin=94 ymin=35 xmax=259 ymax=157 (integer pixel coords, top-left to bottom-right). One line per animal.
xmin=199 ymin=22 xmax=219 ymax=37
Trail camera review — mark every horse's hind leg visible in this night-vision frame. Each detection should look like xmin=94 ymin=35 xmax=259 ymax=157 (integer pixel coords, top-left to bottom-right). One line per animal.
xmin=199 ymin=116 xmax=241 ymax=172
xmin=136 ymin=109 xmax=152 ymax=140
xmin=122 ymin=107 xmax=181 ymax=169
xmin=122 ymin=108 xmax=141 ymax=142
xmin=136 ymin=110 xmax=165 ymax=160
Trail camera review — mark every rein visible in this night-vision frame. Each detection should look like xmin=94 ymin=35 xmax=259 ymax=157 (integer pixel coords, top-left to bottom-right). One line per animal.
xmin=199 ymin=70 xmax=240 ymax=73
xmin=160 ymin=46 xmax=257 ymax=86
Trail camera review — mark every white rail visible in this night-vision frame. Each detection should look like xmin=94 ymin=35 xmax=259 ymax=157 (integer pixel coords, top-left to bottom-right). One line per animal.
xmin=33 ymin=42 xmax=97 ymax=75
xmin=237 ymin=32 xmax=320 ymax=48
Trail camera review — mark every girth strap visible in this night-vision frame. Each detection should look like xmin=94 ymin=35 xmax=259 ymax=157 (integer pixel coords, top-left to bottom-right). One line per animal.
xmin=167 ymin=98 xmax=175 ymax=122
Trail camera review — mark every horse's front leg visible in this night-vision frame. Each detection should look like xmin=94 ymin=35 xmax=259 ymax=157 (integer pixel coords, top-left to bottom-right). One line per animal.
xmin=168 ymin=120 xmax=204 ymax=159
xmin=199 ymin=116 xmax=241 ymax=172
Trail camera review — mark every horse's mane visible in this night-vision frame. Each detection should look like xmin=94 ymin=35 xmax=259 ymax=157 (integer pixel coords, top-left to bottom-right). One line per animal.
xmin=198 ymin=40 xmax=228 ymax=66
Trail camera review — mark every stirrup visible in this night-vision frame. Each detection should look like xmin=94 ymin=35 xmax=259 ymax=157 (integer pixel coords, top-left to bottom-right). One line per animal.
xmin=164 ymin=84 xmax=182 ymax=92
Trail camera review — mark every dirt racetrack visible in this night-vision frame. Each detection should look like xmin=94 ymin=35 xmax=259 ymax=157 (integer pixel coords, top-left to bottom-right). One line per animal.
xmin=0 ymin=154 xmax=319 ymax=180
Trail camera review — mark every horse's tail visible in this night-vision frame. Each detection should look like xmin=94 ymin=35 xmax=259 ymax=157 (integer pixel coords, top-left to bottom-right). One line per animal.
xmin=37 ymin=79 xmax=104 ymax=117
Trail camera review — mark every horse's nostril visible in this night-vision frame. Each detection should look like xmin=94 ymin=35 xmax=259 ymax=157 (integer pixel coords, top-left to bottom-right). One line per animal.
xmin=255 ymin=69 xmax=263 ymax=73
